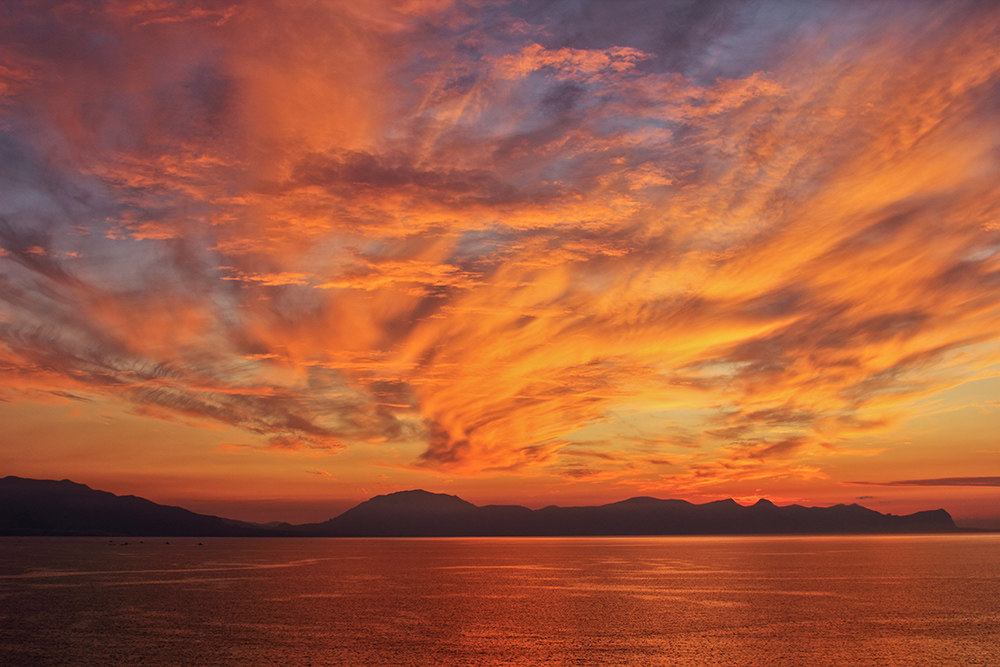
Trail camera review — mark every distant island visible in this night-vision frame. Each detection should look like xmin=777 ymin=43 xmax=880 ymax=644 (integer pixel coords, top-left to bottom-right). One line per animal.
xmin=0 ymin=476 xmax=958 ymax=537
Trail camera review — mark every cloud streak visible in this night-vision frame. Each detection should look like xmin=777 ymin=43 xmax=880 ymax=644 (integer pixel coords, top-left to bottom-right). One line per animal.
xmin=848 ymin=478 xmax=1000 ymax=488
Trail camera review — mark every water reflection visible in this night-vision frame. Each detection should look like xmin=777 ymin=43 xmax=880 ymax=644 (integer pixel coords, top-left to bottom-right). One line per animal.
xmin=0 ymin=535 xmax=997 ymax=666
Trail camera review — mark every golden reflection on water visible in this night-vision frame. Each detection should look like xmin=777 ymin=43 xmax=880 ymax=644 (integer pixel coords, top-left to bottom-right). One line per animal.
xmin=0 ymin=535 xmax=998 ymax=666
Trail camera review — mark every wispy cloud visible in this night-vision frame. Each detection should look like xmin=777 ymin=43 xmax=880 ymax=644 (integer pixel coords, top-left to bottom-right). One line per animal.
xmin=1 ymin=1 xmax=999 ymax=492
xmin=847 ymin=478 xmax=1000 ymax=488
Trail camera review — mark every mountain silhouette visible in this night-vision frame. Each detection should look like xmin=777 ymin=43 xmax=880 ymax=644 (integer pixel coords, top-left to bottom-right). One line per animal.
xmin=0 ymin=476 xmax=284 ymax=537
xmin=297 ymin=489 xmax=956 ymax=536
xmin=0 ymin=476 xmax=958 ymax=537
xmin=298 ymin=489 xmax=481 ymax=536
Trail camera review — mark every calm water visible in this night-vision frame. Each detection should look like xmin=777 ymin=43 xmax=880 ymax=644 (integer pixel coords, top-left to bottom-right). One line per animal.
xmin=1 ymin=535 xmax=998 ymax=666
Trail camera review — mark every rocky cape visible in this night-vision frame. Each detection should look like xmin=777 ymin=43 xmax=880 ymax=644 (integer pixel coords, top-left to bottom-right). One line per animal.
xmin=0 ymin=476 xmax=958 ymax=537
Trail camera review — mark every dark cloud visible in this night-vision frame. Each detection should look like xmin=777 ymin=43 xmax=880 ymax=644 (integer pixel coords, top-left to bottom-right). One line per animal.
xmin=283 ymin=151 xmax=530 ymax=206
xmin=748 ymin=436 xmax=809 ymax=461
xmin=848 ymin=478 xmax=1000 ymax=487
xmin=0 ymin=219 xmax=81 ymax=287
xmin=512 ymin=0 xmax=762 ymax=79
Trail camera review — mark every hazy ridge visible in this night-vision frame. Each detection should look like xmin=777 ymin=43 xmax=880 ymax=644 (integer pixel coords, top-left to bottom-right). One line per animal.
xmin=0 ymin=477 xmax=958 ymax=537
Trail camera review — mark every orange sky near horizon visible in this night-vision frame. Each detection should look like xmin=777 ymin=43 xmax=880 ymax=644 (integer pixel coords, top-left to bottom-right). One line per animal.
xmin=1 ymin=0 xmax=999 ymax=524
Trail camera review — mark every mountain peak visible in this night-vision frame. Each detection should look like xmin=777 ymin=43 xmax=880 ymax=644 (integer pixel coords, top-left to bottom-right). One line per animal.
xmin=353 ymin=489 xmax=478 ymax=512
xmin=0 ymin=477 xmax=959 ymax=537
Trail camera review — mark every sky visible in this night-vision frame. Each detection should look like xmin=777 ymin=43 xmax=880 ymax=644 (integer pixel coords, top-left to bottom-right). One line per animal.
xmin=1 ymin=0 xmax=999 ymax=524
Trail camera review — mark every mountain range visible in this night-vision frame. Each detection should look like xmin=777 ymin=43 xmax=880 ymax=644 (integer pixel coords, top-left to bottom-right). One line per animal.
xmin=0 ymin=476 xmax=958 ymax=537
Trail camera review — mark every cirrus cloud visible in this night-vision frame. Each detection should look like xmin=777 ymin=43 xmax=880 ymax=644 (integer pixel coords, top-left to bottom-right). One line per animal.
xmin=1 ymin=0 xmax=999 ymax=493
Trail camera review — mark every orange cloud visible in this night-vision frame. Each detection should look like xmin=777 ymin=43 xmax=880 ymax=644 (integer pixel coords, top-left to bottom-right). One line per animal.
xmin=2 ymin=0 xmax=1000 ymax=501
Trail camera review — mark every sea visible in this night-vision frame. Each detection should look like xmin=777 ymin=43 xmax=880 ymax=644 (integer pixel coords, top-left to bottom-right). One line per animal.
xmin=1 ymin=535 xmax=997 ymax=666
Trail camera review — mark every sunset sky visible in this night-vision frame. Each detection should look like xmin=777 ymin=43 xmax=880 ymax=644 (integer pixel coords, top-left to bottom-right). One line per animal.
xmin=2 ymin=0 xmax=999 ymax=524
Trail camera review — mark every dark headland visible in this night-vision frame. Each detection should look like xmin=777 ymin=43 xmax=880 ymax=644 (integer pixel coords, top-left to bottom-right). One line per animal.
xmin=0 ymin=476 xmax=958 ymax=537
